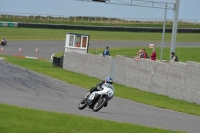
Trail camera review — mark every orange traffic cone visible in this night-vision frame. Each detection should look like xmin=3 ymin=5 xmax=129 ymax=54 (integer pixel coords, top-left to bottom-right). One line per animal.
xmin=0 ymin=47 xmax=4 ymax=52
xmin=19 ymin=47 xmax=22 ymax=53
xmin=35 ymin=47 xmax=39 ymax=53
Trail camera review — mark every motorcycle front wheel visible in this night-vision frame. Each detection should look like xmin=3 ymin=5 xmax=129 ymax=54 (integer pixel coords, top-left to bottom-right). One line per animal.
xmin=92 ymin=97 xmax=107 ymax=112
xmin=78 ymin=99 xmax=87 ymax=110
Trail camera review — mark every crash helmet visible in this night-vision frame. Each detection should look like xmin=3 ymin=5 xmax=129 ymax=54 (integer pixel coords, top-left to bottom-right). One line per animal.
xmin=105 ymin=77 xmax=113 ymax=85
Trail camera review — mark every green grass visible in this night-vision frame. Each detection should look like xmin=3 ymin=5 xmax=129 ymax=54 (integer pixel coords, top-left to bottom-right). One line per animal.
xmin=1 ymin=17 xmax=200 ymax=28
xmin=2 ymin=55 xmax=200 ymax=116
xmin=0 ymin=104 xmax=185 ymax=133
xmin=91 ymin=46 xmax=200 ymax=62
xmin=1 ymin=27 xmax=200 ymax=42
xmin=54 ymin=46 xmax=200 ymax=63
xmin=53 ymin=51 xmax=64 ymax=57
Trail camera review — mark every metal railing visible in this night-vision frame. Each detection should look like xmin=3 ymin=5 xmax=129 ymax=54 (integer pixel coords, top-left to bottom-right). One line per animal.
xmin=0 ymin=12 xmax=200 ymax=25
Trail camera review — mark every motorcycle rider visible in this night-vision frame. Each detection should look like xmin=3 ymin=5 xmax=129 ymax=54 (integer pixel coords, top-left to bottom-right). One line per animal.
xmin=1 ymin=37 xmax=7 ymax=45
xmin=85 ymin=77 xmax=113 ymax=107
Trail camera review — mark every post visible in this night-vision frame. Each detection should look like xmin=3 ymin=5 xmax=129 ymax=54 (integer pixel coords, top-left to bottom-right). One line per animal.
xmin=95 ymin=44 xmax=97 ymax=55
xmin=170 ymin=0 xmax=180 ymax=58
xmin=160 ymin=3 xmax=167 ymax=61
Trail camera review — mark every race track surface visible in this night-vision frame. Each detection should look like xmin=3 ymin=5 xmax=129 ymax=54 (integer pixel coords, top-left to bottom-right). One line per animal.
xmin=1 ymin=41 xmax=199 ymax=59
xmin=0 ymin=60 xmax=200 ymax=133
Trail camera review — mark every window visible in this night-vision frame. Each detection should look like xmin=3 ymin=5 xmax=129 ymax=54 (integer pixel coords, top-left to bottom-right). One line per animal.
xmin=82 ymin=36 xmax=88 ymax=48
xmin=74 ymin=35 xmax=81 ymax=47
xmin=66 ymin=33 xmax=89 ymax=49
xmin=69 ymin=35 xmax=74 ymax=47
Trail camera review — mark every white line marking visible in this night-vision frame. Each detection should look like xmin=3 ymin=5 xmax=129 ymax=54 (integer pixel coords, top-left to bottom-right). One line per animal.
xmin=25 ymin=56 xmax=38 ymax=59
xmin=51 ymin=53 xmax=55 ymax=60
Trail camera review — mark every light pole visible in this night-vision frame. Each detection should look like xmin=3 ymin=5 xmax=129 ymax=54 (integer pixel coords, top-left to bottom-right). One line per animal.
xmin=170 ymin=0 xmax=180 ymax=55
xmin=160 ymin=3 xmax=167 ymax=61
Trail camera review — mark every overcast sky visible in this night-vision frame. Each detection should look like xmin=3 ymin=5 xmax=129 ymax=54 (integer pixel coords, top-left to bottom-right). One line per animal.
xmin=0 ymin=0 xmax=199 ymax=20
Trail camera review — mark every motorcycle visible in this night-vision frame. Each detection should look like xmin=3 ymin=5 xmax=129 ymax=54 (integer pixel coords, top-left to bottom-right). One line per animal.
xmin=1 ymin=40 xmax=7 ymax=46
xmin=78 ymin=83 xmax=114 ymax=112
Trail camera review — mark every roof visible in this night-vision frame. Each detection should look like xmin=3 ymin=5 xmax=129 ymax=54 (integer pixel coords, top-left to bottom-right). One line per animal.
xmin=67 ymin=32 xmax=90 ymax=37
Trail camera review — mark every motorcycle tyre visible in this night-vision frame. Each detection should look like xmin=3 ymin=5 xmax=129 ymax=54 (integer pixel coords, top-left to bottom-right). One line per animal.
xmin=78 ymin=99 xmax=87 ymax=110
xmin=92 ymin=97 xmax=107 ymax=112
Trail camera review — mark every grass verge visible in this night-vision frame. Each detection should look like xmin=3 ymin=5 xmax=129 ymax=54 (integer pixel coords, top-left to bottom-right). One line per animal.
xmin=2 ymin=55 xmax=200 ymax=116
xmin=53 ymin=51 xmax=64 ymax=57
xmin=0 ymin=104 xmax=185 ymax=133
xmin=89 ymin=46 xmax=200 ymax=62
xmin=0 ymin=27 xmax=200 ymax=42
xmin=54 ymin=46 xmax=200 ymax=63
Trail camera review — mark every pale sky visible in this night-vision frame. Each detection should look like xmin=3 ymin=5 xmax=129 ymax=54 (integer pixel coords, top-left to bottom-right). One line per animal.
xmin=0 ymin=0 xmax=199 ymax=21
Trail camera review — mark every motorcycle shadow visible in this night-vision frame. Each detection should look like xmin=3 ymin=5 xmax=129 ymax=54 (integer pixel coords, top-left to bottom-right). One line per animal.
xmin=81 ymin=109 xmax=133 ymax=117
xmin=97 ymin=111 xmax=134 ymax=117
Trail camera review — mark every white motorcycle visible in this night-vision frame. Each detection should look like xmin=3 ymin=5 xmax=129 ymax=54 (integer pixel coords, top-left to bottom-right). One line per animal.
xmin=1 ymin=40 xmax=7 ymax=46
xmin=78 ymin=83 xmax=115 ymax=112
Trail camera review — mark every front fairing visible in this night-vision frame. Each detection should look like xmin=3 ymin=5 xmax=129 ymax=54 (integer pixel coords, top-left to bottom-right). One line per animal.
xmin=86 ymin=93 xmax=101 ymax=106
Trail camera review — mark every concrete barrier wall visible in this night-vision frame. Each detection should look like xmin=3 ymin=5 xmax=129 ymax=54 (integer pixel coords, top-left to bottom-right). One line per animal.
xmin=184 ymin=62 xmax=200 ymax=104
xmin=63 ymin=52 xmax=112 ymax=80
xmin=151 ymin=61 xmax=169 ymax=95
xmin=166 ymin=62 xmax=187 ymax=100
xmin=63 ymin=52 xmax=200 ymax=105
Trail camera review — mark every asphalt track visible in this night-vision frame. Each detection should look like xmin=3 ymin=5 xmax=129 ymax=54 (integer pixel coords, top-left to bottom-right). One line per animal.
xmin=0 ymin=41 xmax=200 ymax=133
xmin=1 ymin=41 xmax=199 ymax=59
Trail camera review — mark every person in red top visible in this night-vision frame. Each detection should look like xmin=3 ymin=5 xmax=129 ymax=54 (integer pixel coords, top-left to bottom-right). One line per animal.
xmin=150 ymin=49 xmax=156 ymax=61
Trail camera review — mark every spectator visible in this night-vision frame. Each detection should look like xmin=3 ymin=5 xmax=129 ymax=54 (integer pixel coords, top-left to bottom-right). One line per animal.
xmin=150 ymin=49 xmax=156 ymax=61
xmin=138 ymin=49 xmax=146 ymax=58
xmin=134 ymin=52 xmax=140 ymax=61
xmin=171 ymin=52 xmax=178 ymax=62
xmin=103 ymin=46 xmax=110 ymax=57
xmin=143 ymin=49 xmax=148 ymax=59
xmin=138 ymin=50 xmax=143 ymax=58
xmin=75 ymin=42 xmax=80 ymax=47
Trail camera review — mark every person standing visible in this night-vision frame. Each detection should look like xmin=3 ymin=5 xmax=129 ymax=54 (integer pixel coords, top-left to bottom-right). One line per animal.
xmin=143 ymin=49 xmax=148 ymax=59
xmin=170 ymin=52 xmax=178 ymax=62
xmin=150 ymin=49 xmax=156 ymax=61
xmin=103 ymin=46 xmax=110 ymax=57
xmin=138 ymin=49 xmax=144 ymax=58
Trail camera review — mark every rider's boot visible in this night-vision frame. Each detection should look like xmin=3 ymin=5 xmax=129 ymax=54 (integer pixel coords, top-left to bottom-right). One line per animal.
xmin=104 ymin=102 xmax=108 ymax=107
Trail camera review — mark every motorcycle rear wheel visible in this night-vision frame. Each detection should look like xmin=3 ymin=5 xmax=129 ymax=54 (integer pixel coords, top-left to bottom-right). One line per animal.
xmin=78 ymin=99 xmax=87 ymax=110
xmin=93 ymin=97 xmax=107 ymax=112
